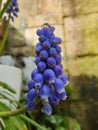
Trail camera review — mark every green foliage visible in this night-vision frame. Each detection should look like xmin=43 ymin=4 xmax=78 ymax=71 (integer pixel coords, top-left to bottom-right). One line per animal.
xmin=0 ymin=102 xmax=28 ymax=130
xmin=0 ymin=81 xmax=27 ymax=129
xmin=20 ymin=114 xmax=46 ymax=130
xmin=41 ymin=114 xmax=69 ymax=130
xmin=0 ymin=81 xmax=18 ymax=107
xmin=0 ymin=81 xmax=16 ymax=94
xmin=73 ymin=122 xmax=81 ymax=130
xmin=65 ymin=85 xmax=72 ymax=96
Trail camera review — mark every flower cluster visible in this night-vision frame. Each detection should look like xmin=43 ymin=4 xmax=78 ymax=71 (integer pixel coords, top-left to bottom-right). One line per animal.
xmin=26 ymin=25 xmax=69 ymax=115
xmin=4 ymin=0 xmax=19 ymax=21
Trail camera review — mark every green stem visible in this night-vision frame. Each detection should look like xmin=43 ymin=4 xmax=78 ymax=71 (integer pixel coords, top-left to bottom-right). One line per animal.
xmin=20 ymin=114 xmax=46 ymax=130
xmin=0 ymin=106 xmax=27 ymax=118
xmin=0 ymin=0 xmax=12 ymax=20
xmin=0 ymin=19 xmax=9 ymax=55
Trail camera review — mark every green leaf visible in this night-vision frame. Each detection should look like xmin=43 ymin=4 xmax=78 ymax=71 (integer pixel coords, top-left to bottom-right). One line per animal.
xmin=56 ymin=127 xmax=65 ymax=130
xmin=0 ymin=0 xmax=12 ymax=19
xmin=0 ymin=92 xmax=17 ymax=108
xmin=0 ymin=81 xmax=16 ymax=94
xmin=73 ymin=122 xmax=81 ymax=130
xmin=3 ymin=117 xmax=18 ymax=130
xmin=45 ymin=115 xmax=63 ymax=124
xmin=0 ymin=102 xmax=10 ymax=112
xmin=0 ymin=117 xmax=5 ymax=129
xmin=0 ymin=102 xmax=17 ymax=129
xmin=0 ymin=92 xmax=14 ymax=101
xmin=65 ymin=86 xmax=72 ymax=96
xmin=10 ymin=116 xmax=28 ymax=130
xmin=20 ymin=114 xmax=46 ymax=130
xmin=0 ymin=90 xmax=16 ymax=100
xmin=0 ymin=102 xmax=28 ymax=130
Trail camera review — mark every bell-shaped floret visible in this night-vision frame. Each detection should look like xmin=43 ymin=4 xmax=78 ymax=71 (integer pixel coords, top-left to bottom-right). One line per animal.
xmin=54 ymin=78 xmax=65 ymax=93
xmin=49 ymin=47 xmax=57 ymax=57
xmin=57 ymin=91 xmax=67 ymax=100
xmin=39 ymin=50 xmax=48 ymax=61
xmin=49 ymin=92 xmax=60 ymax=105
xmin=54 ymin=65 xmax=62 ymax=78
xmin=37 ymin=61 xmax=46 ymax=73
xmin=26 ymin=101 xmax=35 ymax=110
xmin=39 ymin=35 xmax=47 ymax=42
xmin=43 ymin=103 xmax=52 ymax=116
xmin=36 ymin=29 xmax=43 ymax=36
xmin=47 ymin=57 xmax=56 ymax=68
xmin=54 ymin=36 xmax=62 ymax=44
xmin=37 ymin=61 xmax=46 ymax=72
xmin=50 ymin=36 xmax=59 ymax=47
xmin=42 ymin=41 xmax=51 ymax=50
xmin=35 ymin=44 xmax=43 ymax=54
xmin=27 ymin=80 xmax=35 ymax=90
xmin=43 ymin=69 xmax=55 ymax=84
xmin=34 ymin=73 xmax=44 ymax=88
xmin=26 ymin=88 xmax=36 ymax=101
xmin=55 ymin=54 xmax=61 ymax=64
xmin=56 ymin=45 xmax=62 ymax=54
xmin=31 ymin=68 xmax=38 ymax=79
xmin=39 ymin=85 xmax=50 ymax=99
xmin=34 ymin=56 xmax=40 ymax=65
xmin=61 ymin=73 xmax=69 ymax=86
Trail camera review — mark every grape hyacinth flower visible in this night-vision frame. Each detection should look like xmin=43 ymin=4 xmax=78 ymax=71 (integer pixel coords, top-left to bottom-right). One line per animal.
xmin=26 ymin=24 xmax=69 ymax=115
xmin=4 ymin=0 xmax=19 ymax=21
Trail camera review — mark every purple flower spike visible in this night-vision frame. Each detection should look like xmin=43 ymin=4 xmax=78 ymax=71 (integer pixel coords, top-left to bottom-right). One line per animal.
xmin=26 ymin=88 xmax=36 ymax=101
xmin=43 ymin=103 xmax=52 ymax=116
xmin=43 ymin=69 xmax=55 ymax=84
xmin=4 ymin=0 xmax=19 ymax=21
xmin=26 ymin=25 xmax=69 ymax=114
xmin=54 ymin=78 xmax=65 ymax=93
xmin=34 ymin=73 xmax=44 ymax=88
xmin=47 ymin=57 xmax=56 ymax=68
xmin=39 ymin=85 xmax=50 ymax=99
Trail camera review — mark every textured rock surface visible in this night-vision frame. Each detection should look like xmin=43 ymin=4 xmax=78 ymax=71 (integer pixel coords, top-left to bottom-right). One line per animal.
xmin=67 ymin=57 xmax=98 ymax=130
xmin=63 ymin=0 xmax=98 ymax=16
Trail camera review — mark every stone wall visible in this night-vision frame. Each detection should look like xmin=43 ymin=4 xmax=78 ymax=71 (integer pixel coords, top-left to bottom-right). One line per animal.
xmin=1 ymin=0 xmax=98 ymax=130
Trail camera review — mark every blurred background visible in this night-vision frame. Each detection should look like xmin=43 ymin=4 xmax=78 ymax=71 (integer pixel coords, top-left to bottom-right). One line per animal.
xmin=0 ymin=0 xmax=98 ymax=130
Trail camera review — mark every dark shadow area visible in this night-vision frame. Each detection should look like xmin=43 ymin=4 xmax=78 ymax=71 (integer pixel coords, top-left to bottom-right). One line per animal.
xmin=70 ymin=74 xmax=98 ymax=130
